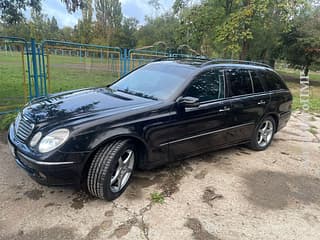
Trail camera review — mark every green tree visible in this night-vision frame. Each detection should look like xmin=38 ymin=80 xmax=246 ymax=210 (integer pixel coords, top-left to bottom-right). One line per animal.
xmin=0 ymin=21 xmax=31 ymax=39
xmin=60 ymin=26 xmax=75 ymax=41
xmin=0 ymin=0 xmax=41 ymax=24
xmin=281 ymin=6 xmax=320 ymax=75
xmin=47 ymin=16 xmax=60 ymax=39
xmin=95 ymin=0 xmax=122 ymax=45
xmin=215 ymin=0 xmax=307 ymax=59
xmin=113 ymin=17 xmax=138 ymax=48
xmin=135 ymin=13 xmax=179 ymax=49
xmin=29 ymin=9 xmax=50 ymax=41
xmin=50 ymin=17 xmax=59 ymax=33
xmin=78 ymin=0 xmax=93 ymax=43
xmin=0 ymin=1 xmax=84 ymax=24
xmin=175 ymin=0 xmax=224 ymax=54
xmin=176 ymin=0 xmax=308 ymax=61
xmin=62 ymin=0 xmax=84 ymax=12
xmin=172 ymin=0 xmax=189 ymax=15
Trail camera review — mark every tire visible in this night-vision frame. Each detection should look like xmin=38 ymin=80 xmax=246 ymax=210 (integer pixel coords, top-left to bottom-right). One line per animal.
xmin=87 ymin=139 xmax=136 ymax=200
xmin=248 ymin=116 xmax=276 ymax=151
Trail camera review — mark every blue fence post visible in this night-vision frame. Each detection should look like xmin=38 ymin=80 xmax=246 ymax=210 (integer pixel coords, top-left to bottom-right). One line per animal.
xmin=25 ymin=42 xmax=33 ymax=100
xmin=31 ymin=39 xmax=40 ymax=98
xmin=41 ymin=43 xmax=47 ymax=95
xmin=37 ymin=46 xmax=43 ymax=95
xmin=120 ymin=49 xmax=123 ymax=76
xmin=122 ymin=48 xmax=128 ymax=76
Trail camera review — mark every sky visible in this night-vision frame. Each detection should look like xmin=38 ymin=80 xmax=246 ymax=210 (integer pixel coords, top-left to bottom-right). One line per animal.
xmin=32 ymin=0 xmax=175 ymax=28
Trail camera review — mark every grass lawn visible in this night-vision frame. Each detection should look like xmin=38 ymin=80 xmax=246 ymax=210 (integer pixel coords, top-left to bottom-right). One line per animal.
xmin=0 ymin=53 xmax=26 ymax=110
xmin=277 ymin=68 xmax=320 ymax=82
xmin=48 ymin=65 xmax=118 ymax=93
xmin=277 ymin=68 xmax=320 ymax=112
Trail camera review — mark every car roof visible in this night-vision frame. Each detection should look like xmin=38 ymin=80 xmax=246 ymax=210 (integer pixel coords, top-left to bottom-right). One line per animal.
xmin=149 ymin=59 xmax=273 ymax=72
xmin=209 ymin=63 xmax=271 ymax=70
xmin=148 ymin=60 xmax=203 ymax=69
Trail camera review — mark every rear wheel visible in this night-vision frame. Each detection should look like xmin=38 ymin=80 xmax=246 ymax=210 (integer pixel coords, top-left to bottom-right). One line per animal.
xmin=248 ymin=117 xmax=275 ymax=151
xmin=87 ymin=139 xmax=136 ymax=200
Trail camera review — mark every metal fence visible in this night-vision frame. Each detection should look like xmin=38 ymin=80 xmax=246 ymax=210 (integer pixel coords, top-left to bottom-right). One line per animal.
xmin=0 ymin=37 xmax=30 ymax=114
xmin=128 ymin=49 xmax=168 ymax=71
xmin=42 ymin=40 xmax=122 ymax=94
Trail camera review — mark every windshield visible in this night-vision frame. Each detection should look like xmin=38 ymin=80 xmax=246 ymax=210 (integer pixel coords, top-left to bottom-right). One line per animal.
xmin=110 ymin=63 xmax=194 ymax=100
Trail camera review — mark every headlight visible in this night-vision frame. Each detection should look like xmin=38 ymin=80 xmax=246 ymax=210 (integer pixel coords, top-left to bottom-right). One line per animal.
xmin=30 ymin=132 xmax=42 ymax=147
xmin=38 ymin=129 xmax=70 ymax=153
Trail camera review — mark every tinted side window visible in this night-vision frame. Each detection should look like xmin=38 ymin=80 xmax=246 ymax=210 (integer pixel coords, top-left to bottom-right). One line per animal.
xmin=259 ymin=70 xmax=288 ymax=91
xmin=249 ymin=71 xmax=265 ymax=93
xmin=185 ymin=69 xmax=225 ymax=102
xmin=225 ymin=69 xmax=253 ymax=96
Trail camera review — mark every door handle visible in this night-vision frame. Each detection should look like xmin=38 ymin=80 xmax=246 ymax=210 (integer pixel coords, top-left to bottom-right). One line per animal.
xmin=257 ymin=100 xmax=266 ymax=105
xmin=219 ymin=106 xmax=231 ymax=112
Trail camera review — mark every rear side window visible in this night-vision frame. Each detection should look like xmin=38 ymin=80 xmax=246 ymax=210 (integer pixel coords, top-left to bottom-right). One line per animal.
xmin=185 ymin=69 xmax=225 ymax=102
xmin=249 ymin=71 xmax=265 ymax=93
xmin=225 ymin=69 xmax=253 ymax=96
xmin=259 ymin=70 xmax=288 ymax=91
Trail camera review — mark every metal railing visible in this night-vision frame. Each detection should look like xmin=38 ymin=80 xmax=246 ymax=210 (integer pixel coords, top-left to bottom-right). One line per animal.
xmin=0 ymin=37 xmax=30 ymax=114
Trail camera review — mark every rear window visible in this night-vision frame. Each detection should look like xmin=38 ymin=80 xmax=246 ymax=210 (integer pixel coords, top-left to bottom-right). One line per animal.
xmin=259 ymin=70 xmax=288 ymax=91
xmin=225 ymin=69 xmax=253 ymax=96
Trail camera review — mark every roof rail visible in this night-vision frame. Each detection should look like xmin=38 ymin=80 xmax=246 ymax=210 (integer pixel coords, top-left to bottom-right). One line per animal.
xmin=152 ymin=56 xmax=210 ymax=62
xmin=201 ymin=59 xmax=271 ymax=68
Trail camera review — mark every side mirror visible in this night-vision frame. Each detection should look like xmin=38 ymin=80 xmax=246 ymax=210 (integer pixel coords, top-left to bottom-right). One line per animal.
xmin=178 ymin=96 xmax=200 ymax=108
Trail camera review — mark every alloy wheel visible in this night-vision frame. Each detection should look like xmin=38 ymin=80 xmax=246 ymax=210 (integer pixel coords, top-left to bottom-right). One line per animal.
xmin=257 ymin=120 xmax=274 ymax=148
xmin=110 ymin=149 xmax=135 ymax=193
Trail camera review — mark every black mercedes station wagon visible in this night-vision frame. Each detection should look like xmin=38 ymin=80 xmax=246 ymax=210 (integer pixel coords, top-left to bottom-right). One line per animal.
xmin=8 ymin=58 xmax=292 ymax=200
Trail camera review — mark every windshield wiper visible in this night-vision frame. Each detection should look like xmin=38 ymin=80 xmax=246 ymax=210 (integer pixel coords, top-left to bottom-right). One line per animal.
xmin=116 ymin=89 xmax=158 ymax=100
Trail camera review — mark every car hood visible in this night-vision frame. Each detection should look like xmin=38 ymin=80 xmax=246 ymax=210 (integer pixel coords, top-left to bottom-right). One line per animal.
xmin=22 ymin=88 xmax=155 ymax=123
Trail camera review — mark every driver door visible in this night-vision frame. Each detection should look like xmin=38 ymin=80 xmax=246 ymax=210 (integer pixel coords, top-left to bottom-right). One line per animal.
xmin=166 ymin=68 xmax=233 ymax=160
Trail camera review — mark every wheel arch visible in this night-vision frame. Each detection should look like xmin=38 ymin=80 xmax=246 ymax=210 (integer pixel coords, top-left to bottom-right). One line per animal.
xmin=80 ymin=132 xmax=149 ymax=184
xmin=263 ymin=112 xmax=279 ymax=132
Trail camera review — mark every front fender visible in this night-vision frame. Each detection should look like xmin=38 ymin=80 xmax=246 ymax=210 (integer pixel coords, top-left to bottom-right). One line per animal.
xmin=60 ymin=126 xmax=148 ymax=153
xmin=88 ymin=127 xmax=148 ymax=151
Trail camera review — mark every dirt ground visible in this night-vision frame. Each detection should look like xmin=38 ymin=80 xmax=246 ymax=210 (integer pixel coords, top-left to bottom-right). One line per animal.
xmin=0 ymin=111 xmax=319 ymax=240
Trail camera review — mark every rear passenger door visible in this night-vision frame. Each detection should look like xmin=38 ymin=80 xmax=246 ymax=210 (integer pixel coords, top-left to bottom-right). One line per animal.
xmin=249 ymin=69 xmax=273 ymax=113
xmin=225 ymin=68 xmax=270 ymax=143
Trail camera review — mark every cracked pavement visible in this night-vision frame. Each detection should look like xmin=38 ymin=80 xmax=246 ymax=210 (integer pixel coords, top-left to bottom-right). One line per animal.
xmin=0 ymin=111 xmax=320 ymax=240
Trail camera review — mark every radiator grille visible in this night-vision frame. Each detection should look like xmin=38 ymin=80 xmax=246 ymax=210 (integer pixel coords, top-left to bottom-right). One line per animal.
xmin=15 ymin=114 xmax=34 ymax=141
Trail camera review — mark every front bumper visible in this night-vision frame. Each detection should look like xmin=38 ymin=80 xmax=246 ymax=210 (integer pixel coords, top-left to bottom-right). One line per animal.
xmin=8 ymin=124 xmax=89 ymax=186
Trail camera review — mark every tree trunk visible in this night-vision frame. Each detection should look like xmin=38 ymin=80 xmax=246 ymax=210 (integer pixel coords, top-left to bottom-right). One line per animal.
xmin=269 ymin=59 xmax=275 ymax=68
xmin=225 ymin=0 xmax=233 ymax=15
xmin=240 ymin=40 xmax=249 ymax=60
xmin=304 ymin=65 xmax=309 ymax=76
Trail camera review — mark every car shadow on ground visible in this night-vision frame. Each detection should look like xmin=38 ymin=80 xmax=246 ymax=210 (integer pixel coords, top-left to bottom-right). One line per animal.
xmin=15 ymin=144 xmax=245 ymax=205
xmin=242 ymin=170 xmax=320 ymax=210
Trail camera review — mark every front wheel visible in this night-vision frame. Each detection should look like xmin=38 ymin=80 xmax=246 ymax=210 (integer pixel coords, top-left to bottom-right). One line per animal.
xmin=87 ymin=139 xmax=136 ymax=200
xmin=248 ymin=117 xmax=275 ymax=151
